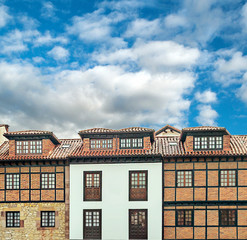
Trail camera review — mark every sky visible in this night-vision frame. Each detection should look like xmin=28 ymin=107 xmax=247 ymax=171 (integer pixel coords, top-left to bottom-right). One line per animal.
xmin=0 ymin=0 xmax=247 ymax=138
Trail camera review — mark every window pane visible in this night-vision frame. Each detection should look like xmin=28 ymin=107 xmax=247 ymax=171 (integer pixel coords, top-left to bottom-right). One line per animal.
xmin=194 ymin=136 xmax=223 ymax=150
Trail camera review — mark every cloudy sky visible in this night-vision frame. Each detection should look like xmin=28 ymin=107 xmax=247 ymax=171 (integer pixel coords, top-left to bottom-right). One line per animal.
xmin=0 ymin=0 xmax=247 ymax=138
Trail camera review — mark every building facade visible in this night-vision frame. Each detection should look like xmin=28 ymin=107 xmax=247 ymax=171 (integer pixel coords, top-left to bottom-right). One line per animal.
xmin=69 ymin=127 xmax=162 ymax=240
xmin=160 ymin=126 xmax=247 ymax=240
xmin=0 ymin=129 xmax=80 ymax=240
xmin=0 ymin=124 xmax=247 ymax=240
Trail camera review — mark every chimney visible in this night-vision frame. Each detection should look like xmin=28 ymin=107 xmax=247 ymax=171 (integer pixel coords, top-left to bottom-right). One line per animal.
xmin=0 ymin=124 xmax=9 ymax=146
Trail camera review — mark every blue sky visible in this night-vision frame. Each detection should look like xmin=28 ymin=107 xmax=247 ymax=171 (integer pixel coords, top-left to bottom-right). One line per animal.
xmin=0 ymin=0 xmax=247 ymax=138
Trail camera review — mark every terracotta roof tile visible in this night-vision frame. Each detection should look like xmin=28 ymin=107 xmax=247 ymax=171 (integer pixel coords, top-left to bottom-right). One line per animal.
xmin=79 ymin=127 xmax=155 ymax=134
xmin=4 ymin=130 xmax=60 ymax=144
xmin=70 ymin=148 xmax=152 ymax=157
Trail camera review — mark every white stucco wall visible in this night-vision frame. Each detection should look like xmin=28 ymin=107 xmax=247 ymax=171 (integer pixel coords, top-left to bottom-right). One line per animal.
xmin=0 ymin=126 xmax=8 ymax=146
xmin=70 ymin=162 xmax=162 ymax=240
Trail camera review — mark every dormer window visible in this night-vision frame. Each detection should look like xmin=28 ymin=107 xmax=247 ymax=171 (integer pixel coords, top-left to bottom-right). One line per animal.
xmin=194 ymin=136 xmax=223 ymax=150
xmin=120 ymin=138 xmax=143 ymax=149
xmin=90 ymin=139 xmax=113 ymax=149
xmin=16 ymin=140 xmax=42 ymax=154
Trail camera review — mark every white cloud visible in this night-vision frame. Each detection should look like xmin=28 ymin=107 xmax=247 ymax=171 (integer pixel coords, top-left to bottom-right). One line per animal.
xmin=0 ymin=4 xmax=11 ymax=28
xmin=237 ymin=73 xmax=247 ymax=104
xmin=48 ymin=46 xmax=69 ymax=61
xmin=95 ymin=41 xmax=200 ymax=72
xmin=195 ymin=90 xmax=217 ymax=104
xmin=124 ymin=19 xmax=161 ymax=39
xmin=34 ymin=31 xmax=68 ymax=46
xmin=162 ymin=0 xmax=233 ymax=47
xmin=196 ymin=105 xmax=218 ymax=126
xmin=0 ymin=28 xmax=68 ymax=54
xmin=164 ymin=14 xmax=188 ymax=28
xmin=213 ymin=51 xmax=247 ymax=85
xmin=33 ymin=57 xmax=45 ymax=63
xmin=67 ymin=10 xmax=127 ymax=48
xmin=41 ymin=1 xmax=56 ymax=20
xmin=67 ymin=11 xmax=111 ymax=42
xmin=0 ymin=29 xmax=40 ymax=54
xmin=241 ymin=3 xmax=247 ymax=32
xmin=216 ymin=52 xmax=247 ymax=73
xmin=0 ymin=57 xmax=196 ymax=138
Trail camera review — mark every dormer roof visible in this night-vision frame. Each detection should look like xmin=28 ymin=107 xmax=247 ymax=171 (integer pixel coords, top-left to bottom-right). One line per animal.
xmin=4 ymin=130 xmax=60 ymax=145
xmin=180 ymin=126 xmax=230 ymax=141
xmin=79 ymin=127 xmax=155 ymax=141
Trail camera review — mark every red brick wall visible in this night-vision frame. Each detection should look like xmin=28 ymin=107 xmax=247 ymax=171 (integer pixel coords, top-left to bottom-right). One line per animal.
xmin=42 ymin=139 xmax=56 ymax=155
xmin=223 ymin=135 xmax=231 ymax=151
xmin=143 ymin=136 xmax=151 ymax=150
xmin=184 ymin=136 xmax=193 ymax=152
xmin=9 ymin=140 xmax=15 ymax=157
xmin=83 ymin=138 xmax=90 ymax=150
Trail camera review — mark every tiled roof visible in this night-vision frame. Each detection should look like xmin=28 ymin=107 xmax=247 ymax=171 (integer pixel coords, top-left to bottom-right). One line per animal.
xmin=79 ymin=127 xmax=155 ymax=134
xmin=0 ymin=139 xmax=82 ymax=161
xmin=153 ymin=135 xmax=247 ymax=157
xmin=4 ymin=130 xmax=60 ymax=144
xmin=182 ymin=126 xmax=229 ymax=133
xmin=71 ymin=149 xmax=154 ymax=157
xmin=0 ymin=133 xmax=247 ymax=160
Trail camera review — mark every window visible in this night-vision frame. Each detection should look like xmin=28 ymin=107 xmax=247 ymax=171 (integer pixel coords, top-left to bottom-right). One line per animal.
xmin=220 ymin=170 xmax=237 ymax=186
xmin=176 ymin=210 xmax=193 ymax=226
xmin=6 ymin=212 xmax=20 ymax=227
xmin=177 ymin=171 xmax=193 ymax=187
xmin=16 ymin=140 xmax=42 ymax=154
xmin=41 ymin=211 xmax=55 ymax=227
xmin=194 ymin=136 xmax=223 ymax=150
xmin=90 ymin=139 xmax=113 ymax=149
xmin=120 ymin=138 xmax=143 ymax=149
xmin=41 ymin=173 xmax=55 ymax=189
xmin=129 ymin=209 xmax=147 ymax=240
xmin=83 ymin=210 xmax=101 ymax=239
xmin=220 ymin=210 xmax=237 ymax=226
xmin=84 ymin=172 xmax=102 ymax=201
xmin=6 ymin=174 xmax=19 ymax=189
xmin=129 ymin=171 xmax=147 ymax=201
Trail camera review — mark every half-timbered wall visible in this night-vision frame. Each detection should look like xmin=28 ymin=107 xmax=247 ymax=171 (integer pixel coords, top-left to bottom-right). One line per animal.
xmin=0 ymin=166 xmax=65 ymax=202
xmin=163 ymin=159 xmax=247 ymax=239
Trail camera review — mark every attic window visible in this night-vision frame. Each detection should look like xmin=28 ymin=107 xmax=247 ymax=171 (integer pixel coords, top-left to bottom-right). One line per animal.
xmin=194 ymin=136 xmax=223 ymax=150
xmin=16 ymin=140 xmax=42 ymax=154
xmin=90 ymin=139 xmax=113 ymax=149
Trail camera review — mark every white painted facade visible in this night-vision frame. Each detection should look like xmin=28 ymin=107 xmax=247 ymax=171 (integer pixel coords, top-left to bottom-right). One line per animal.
xmin=70 ymin=162 xmax=162 ymax=240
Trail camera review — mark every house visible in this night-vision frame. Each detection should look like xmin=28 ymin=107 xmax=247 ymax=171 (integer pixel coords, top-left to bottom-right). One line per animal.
xmin=160 ymin=126 xmax=247 ymax=239
xmin=69 ymin=127 xmax=163 ymax=240
xmin=0 ymin=126 xmax=80 ymax=239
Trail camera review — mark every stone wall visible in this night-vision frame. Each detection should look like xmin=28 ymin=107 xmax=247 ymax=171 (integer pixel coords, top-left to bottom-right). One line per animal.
xmin=0 ymin=202 xmax=66 ymax=240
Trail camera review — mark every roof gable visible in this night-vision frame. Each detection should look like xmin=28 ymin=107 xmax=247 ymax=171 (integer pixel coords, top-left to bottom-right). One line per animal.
xmin=155 ymin=125 xmax=181 ymax=137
